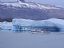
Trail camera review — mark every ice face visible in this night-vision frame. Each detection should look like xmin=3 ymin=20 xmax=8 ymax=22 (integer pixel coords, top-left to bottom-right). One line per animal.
xmin=12 ymin=18 xmax=60 ymax=32
xmin=48 ymin=18 xmax=64 ymax=32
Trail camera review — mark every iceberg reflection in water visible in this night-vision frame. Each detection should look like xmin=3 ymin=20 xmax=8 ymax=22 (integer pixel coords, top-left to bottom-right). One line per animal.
xmin=0 ymin=18 xmax=64 ymax=32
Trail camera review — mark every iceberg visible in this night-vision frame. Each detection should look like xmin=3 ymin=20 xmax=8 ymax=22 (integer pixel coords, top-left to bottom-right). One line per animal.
xmin=48 ymin=18 xmax=64 ymax=32
xmin=0 ymin=18 xmax=64 ymax=32
xmin=0 ymin=21 xmax=13 ymax=30
xmin=12 ymin=18 xmax=60 ymax=32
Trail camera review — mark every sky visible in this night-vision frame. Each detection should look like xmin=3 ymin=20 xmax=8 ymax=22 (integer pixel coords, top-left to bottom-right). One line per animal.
xmin=0 ymin=0 xmax=64 ymax=7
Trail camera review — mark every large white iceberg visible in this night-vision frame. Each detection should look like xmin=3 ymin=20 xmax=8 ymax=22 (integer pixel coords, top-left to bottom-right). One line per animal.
xmin=12 ymin=18 xmax=59 ymax=32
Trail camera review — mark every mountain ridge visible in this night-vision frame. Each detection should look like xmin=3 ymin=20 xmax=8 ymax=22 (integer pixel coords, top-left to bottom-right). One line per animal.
xmin=0 ymin=1 xmax=64 ymax=21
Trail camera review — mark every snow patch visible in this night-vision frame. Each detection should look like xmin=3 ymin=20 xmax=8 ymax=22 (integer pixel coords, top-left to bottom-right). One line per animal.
xmin=0 ymin=1 xmax=60 ymax=9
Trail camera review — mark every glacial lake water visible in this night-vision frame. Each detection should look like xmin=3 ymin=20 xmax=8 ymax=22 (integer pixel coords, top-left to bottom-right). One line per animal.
xmin=0 ymin=31 xmax=64 ymax=48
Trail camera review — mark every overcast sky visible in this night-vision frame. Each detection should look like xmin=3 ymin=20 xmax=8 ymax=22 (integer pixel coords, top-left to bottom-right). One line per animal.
xmin=0 ymin=0 xmax=64 ymax=7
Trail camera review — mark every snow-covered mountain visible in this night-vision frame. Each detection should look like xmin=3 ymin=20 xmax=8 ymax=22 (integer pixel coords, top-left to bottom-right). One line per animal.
xmin=0 ymin=0 xmax=64 ymax=21
xmin=0 ymin=0 xmax=60 ymax=9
